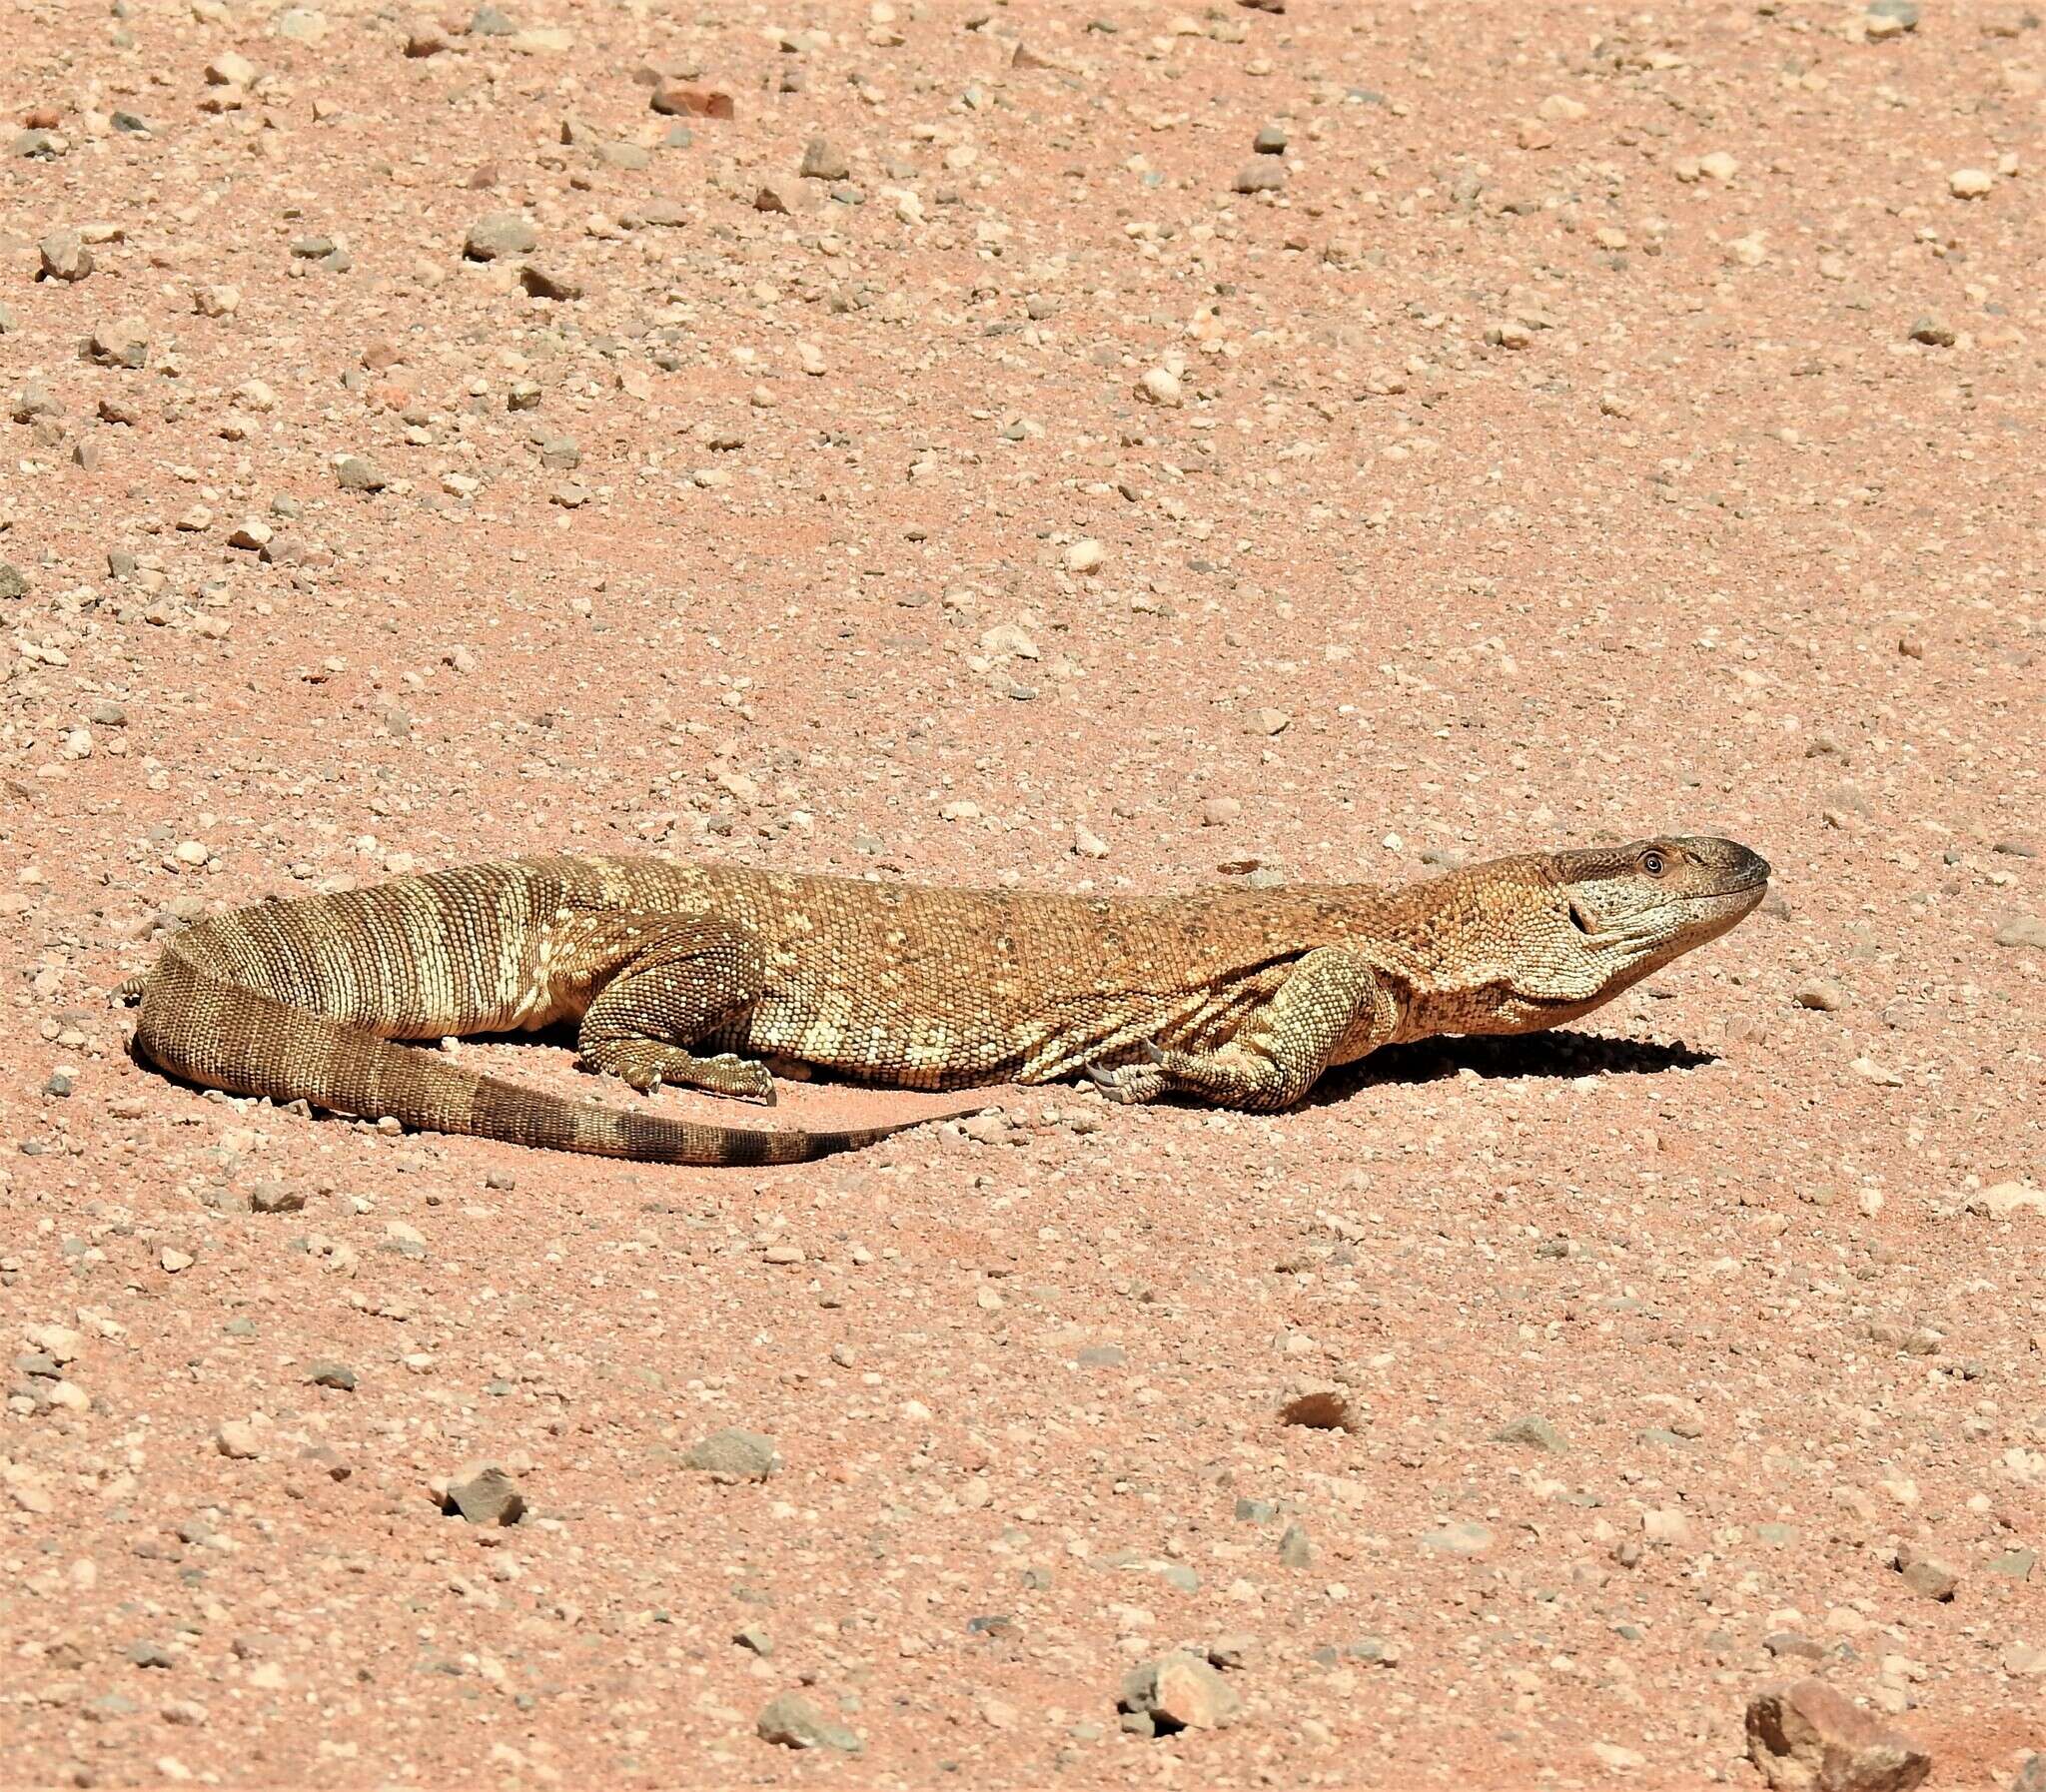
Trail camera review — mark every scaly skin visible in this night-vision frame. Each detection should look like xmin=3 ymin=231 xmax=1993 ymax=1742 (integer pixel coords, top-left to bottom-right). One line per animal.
xmin=125 ymin=836 xmax=1769 ymax=1166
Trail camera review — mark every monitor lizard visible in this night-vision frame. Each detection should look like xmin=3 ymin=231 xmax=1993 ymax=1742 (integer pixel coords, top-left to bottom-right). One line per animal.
xmin=121 ymin=836 xmax=1769 ymax=1167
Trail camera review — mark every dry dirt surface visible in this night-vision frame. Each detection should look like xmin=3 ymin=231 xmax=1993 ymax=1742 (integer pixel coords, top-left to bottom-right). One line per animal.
xmin=2 ymin=0 xmax=2043 ymax=1785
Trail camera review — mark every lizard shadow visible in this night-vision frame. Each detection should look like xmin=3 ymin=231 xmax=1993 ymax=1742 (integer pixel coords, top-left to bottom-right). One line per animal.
xmin=454 ymin=1024 xmax=1714 ymax=1108
xmin=1303 ymin=1029 xmax=1717 ymax=1109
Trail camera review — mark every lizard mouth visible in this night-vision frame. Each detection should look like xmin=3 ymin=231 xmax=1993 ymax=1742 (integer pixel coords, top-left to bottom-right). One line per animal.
xmin=1700 ymin=845 xmax=1772 ymax=896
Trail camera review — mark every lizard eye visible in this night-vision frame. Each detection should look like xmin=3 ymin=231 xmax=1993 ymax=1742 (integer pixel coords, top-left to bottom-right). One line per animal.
xmin=1640 ymin=849 xmax=1666 ymax=876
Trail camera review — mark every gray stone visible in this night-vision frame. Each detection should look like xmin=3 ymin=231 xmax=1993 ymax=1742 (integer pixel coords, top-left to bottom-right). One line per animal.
xmin=1421 ymin=1519 xmax=1495 ymax=1557
xmin=469 ymin=3 xmax=517 ymax=33
xmin=1254 ymin=123 xmax=1287 ymax=154
xmin=335 ymin=454 xmax=388 ymax=492
xmin=464 ymin=212 xmax=537 ymax=261
xmin=89 ymin=315 xmax=150 ymax=369
xmin=756 ymin=1691 xmax=860 ymax=1752
xmin=307 ymin=1360 xmax=357 ymax=1391
xmin=0 ymin=563 xmax=26 ymax=602
xmin=442 ymin=1460 xmax=524 ymax=1525
xmin=1866 ymin=0 xmax=1919 ymax=25
xmin=1117 ymin=1651 xmax=1241 ymax=1734
xmin=15 ymin=129 xmax=65 ymax=159
xmin=1993 ymin=915 xmax=2046 ymax=949
xmin=1893 ymin=1545 xmax=1956 ymax=1601
xmin=1276 ymin=1521 xmax=1313 ymax=1566
xmin=1764 ymin=1632 xmax=1826 ymax=1662
xmin=1233 ymin=160 xmax=1286 ymax=195
xmin=683 ymin=1427 xmax=777 ymax=1482
xmin=1492 ymin=1412 xmax=1569 ymax=1453
xmin=39 ymin=230 xmax=92 ymax=281
xmin=800 ymin=136 xmax=849 ymax=181
xmin=753 ymin=175 xmax=811 ymax=215
xmin=248 ymin=1181 xmax=305 ymax=1214
xmin=13 ymin=381 xmax=62 ymax=424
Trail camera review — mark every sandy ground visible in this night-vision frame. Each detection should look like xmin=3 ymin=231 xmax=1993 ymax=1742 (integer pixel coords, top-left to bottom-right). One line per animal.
xmin=3 ymin=0 xmax=2043 ymax=1784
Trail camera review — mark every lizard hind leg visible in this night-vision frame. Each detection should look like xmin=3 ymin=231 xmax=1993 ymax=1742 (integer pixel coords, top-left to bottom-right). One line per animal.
xmin=574 ymin=917 xmax=777 ymax=1105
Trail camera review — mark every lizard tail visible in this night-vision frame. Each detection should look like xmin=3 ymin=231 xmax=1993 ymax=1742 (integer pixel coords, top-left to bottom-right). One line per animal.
xmin=132 ymin=952 xmax=975 ymax=1167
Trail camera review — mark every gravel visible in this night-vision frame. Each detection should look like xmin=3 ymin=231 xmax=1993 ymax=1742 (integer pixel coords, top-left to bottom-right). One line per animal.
xmin=2 ymin=0 xmax=2039 ymax=1782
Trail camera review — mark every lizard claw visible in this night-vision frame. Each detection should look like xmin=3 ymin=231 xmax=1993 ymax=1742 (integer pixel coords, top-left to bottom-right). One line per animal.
xmin=1083 ymin=1058 xmax=1168 ymax=1105
xmin=1138 ymin=1037 xmax=1167 ymax=1065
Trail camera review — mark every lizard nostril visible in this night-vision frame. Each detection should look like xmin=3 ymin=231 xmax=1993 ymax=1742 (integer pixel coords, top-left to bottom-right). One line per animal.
xmin=1567 ymin=898 xmax=1598 ymax=937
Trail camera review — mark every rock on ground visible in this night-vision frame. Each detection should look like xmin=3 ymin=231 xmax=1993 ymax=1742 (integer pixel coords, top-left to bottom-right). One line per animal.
xmin=1745 ymin=1679 xmax=1932 ymax=1792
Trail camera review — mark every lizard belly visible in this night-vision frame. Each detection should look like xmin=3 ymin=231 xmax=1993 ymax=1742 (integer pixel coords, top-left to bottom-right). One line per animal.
xmin=722 ymin=993 xmax=1026 ymax=1089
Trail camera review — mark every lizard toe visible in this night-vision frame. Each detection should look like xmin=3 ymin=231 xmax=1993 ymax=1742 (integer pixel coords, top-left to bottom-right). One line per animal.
xmin=704 ymin=1055 xmax=777 ymax=1105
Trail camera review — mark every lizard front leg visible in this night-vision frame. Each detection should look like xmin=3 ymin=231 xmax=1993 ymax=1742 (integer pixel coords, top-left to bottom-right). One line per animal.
xmin=1093 ymin=947 xmax=1395 ymax=1112
xmin=575 ymin=917 xmax=777 ymax=1103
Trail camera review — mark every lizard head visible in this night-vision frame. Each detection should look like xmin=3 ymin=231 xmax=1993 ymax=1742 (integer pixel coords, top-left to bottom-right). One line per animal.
xmin=1514 ymin=835 xmax=1770 ymax=1024
xmin=1392 ymin=835 xmax=1769 ymax=1034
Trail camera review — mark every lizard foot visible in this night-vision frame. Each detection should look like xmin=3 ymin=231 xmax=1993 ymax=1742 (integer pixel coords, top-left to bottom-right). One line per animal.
xmin=579 ymin=1042 xmax=777 ymax=1105
xmin=1084 ymin=1060 xmax=1168 ymax=1105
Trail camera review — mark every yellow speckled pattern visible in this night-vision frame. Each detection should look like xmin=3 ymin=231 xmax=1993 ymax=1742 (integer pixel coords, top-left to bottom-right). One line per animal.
xmin=129 ymin=837 xmax=1769 ymax=1166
